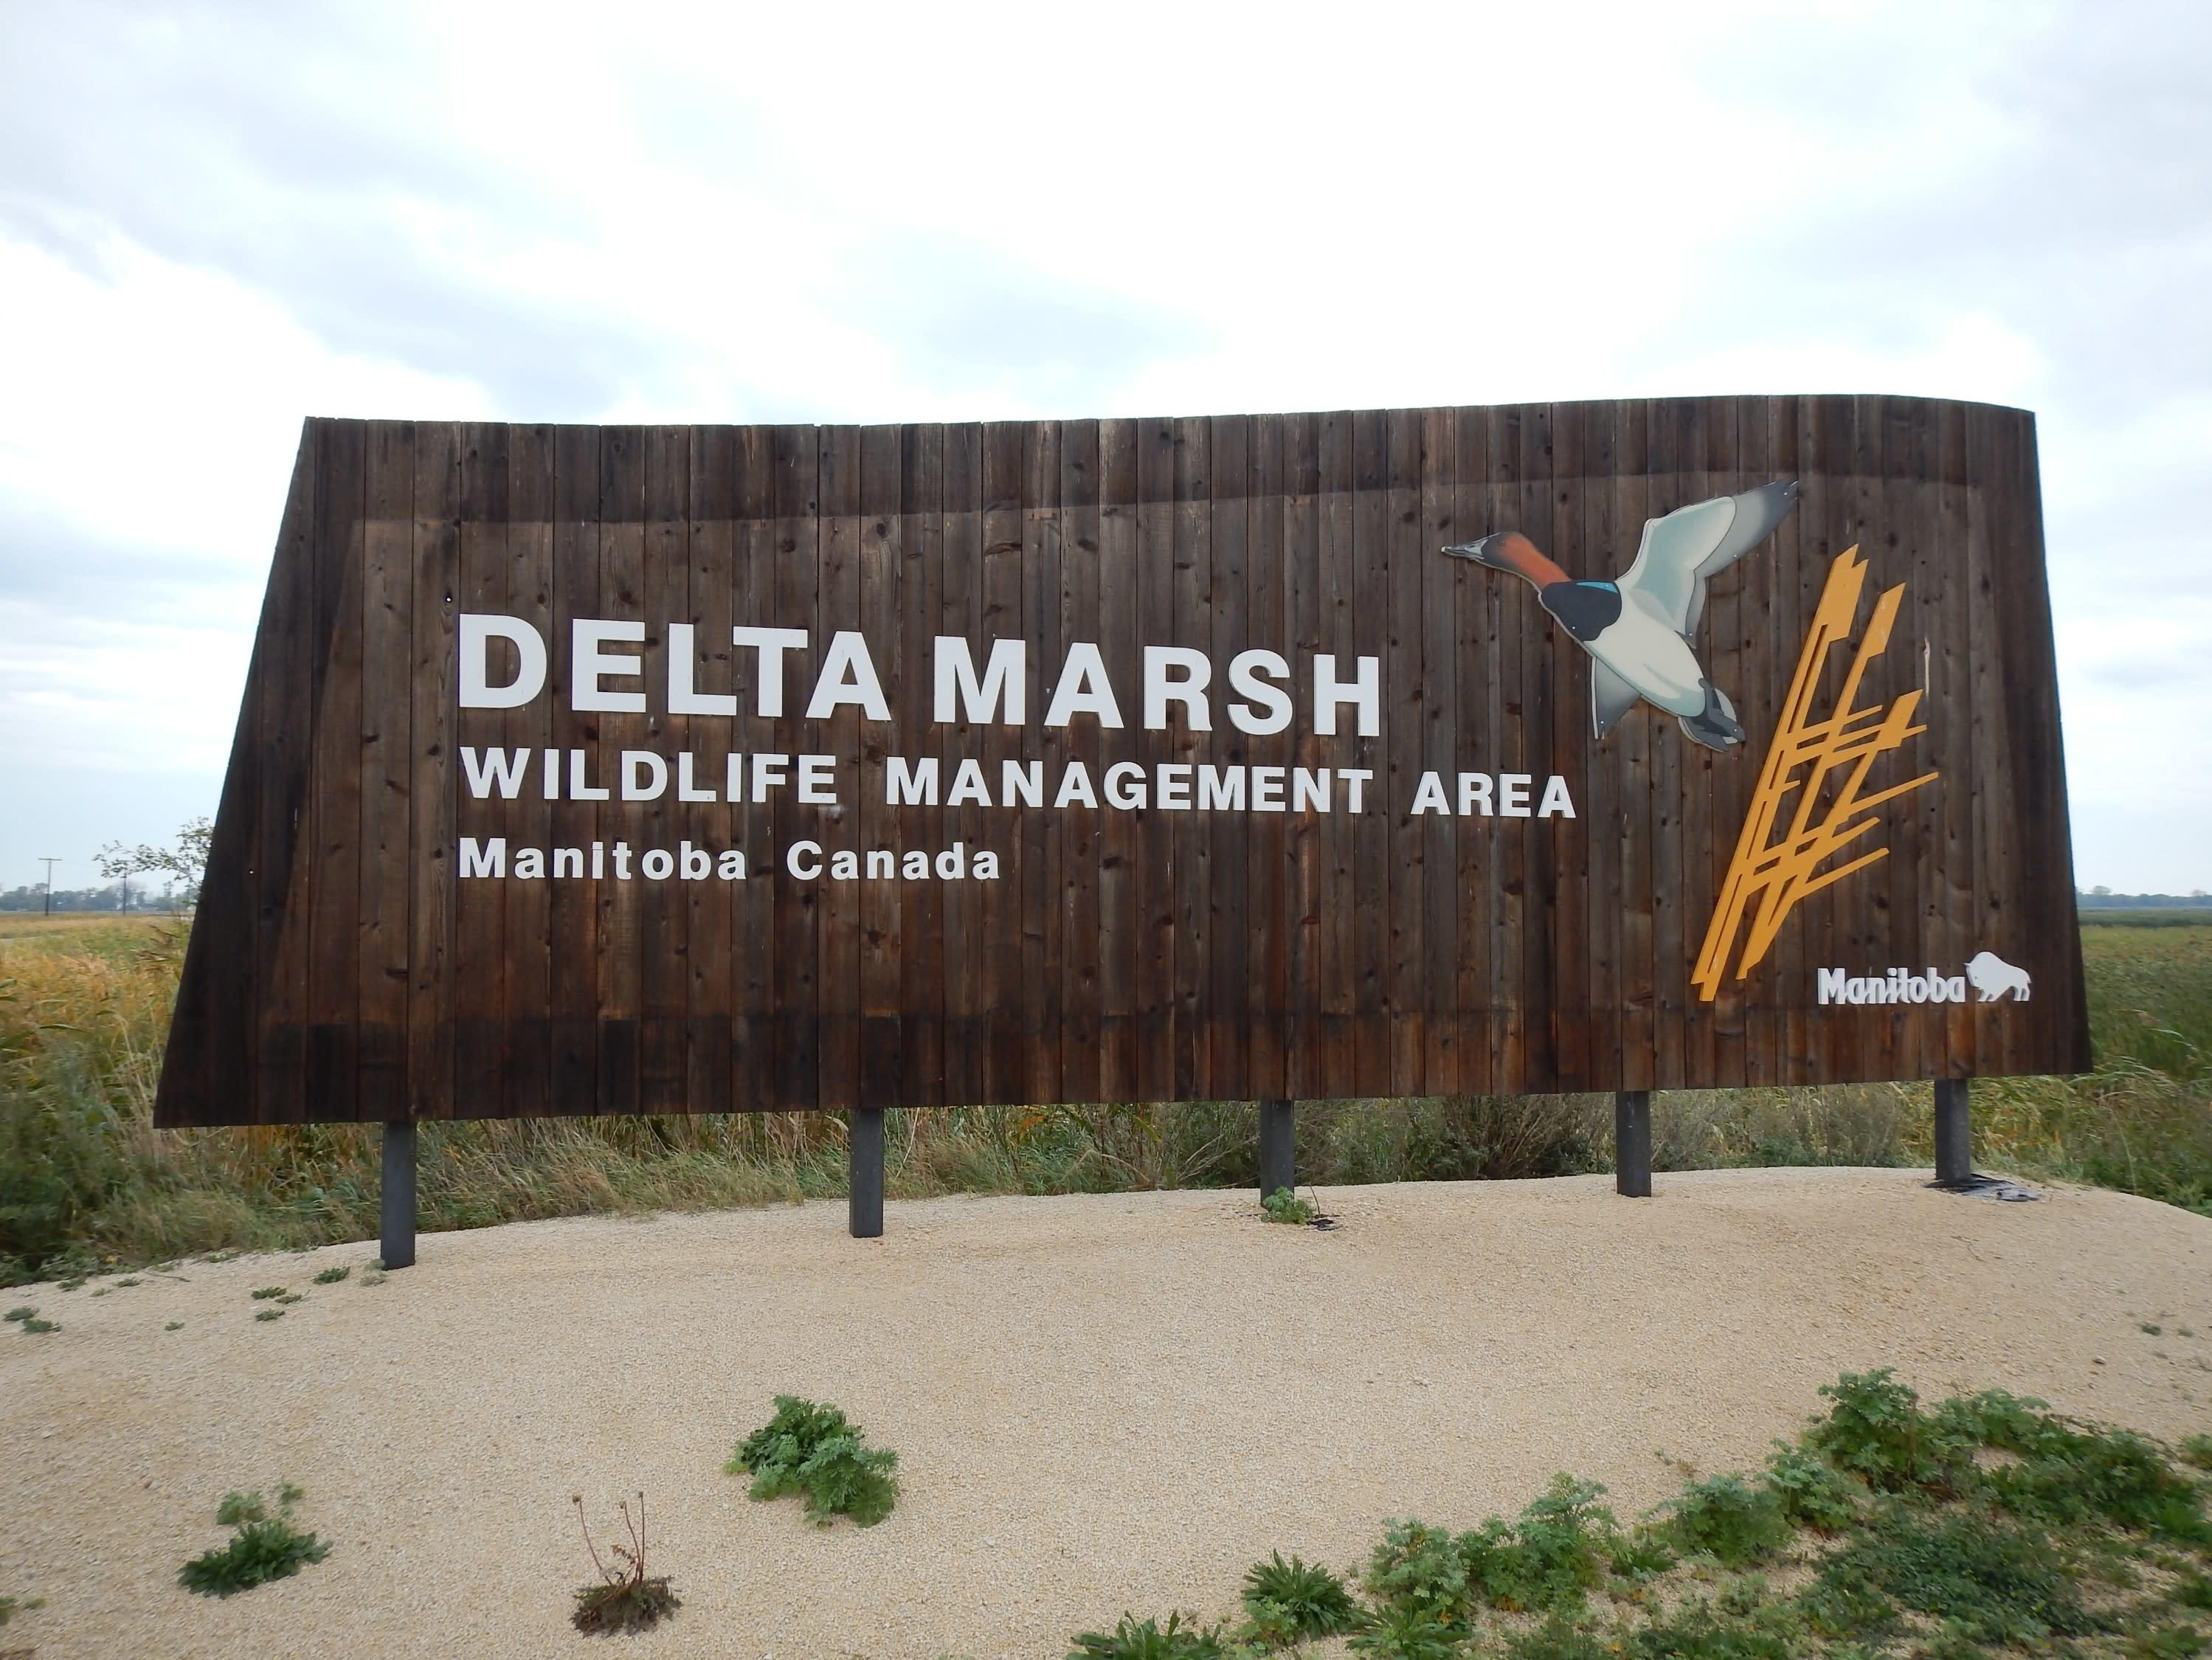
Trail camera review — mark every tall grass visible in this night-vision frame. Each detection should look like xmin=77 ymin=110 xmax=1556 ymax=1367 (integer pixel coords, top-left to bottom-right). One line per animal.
xmin=1 ymin=914 xmax=2206 ymax=1282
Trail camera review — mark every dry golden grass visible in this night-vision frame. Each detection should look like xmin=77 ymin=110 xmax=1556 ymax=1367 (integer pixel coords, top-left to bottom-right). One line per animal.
xmin=1 ymin=911 xmax=2206 ymax=1280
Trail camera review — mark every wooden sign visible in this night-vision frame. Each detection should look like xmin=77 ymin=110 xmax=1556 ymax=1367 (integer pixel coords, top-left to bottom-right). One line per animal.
xmin=154 ymin=398 xmax=2089 ymax=1128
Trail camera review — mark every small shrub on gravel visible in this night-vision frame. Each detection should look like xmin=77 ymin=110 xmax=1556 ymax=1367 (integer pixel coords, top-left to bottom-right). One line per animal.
xmin=569 ymin=1492 xmax=678 ymax=1636
xmin=0 ymin=1591 xmax=46 ymax=1625
xmin=312 ymin=1266 xmax=350 ymax=1284
xmin=728 ymin=1395 xmax=899 ymax=1526
xmin=2182 ymin=1435 xmax=2212 ymax=1473
xmin=1344 ymin=1603 xmax=1459 ymax=1660
xmin=1763 ymin=1442 xmax=1861 ymax=1532
xmin=249 ymin=1286 xmax=286 ymax=1300
xmin=1240 ymin=1551 xmax=1360 ymax=1646
xmin=1664 ymin=1473 xmax=1794 ymax=1566
xmin=179 ymin=1484 xmax=328 ymax=1597
xmin=1065 ymin=1611 xmax=1227 ymax=1659
xmin=1805 ymin=1368 xmax=1976 ymax=1495
xmin=253 ymin=1307 xmax=283 ymax=1321
xmin=3 ymin=1305 xmax=33 ymax=1322
xmin=18 ymin=1315 xmax=58 ymax=1334
xmin=1260 ymin=1187 xmax=1315 ymax=1225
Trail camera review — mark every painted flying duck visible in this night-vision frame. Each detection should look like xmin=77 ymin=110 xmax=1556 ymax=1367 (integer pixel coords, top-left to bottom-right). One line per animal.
xmin=1442 ymin=480 xmax=1800 ymax=752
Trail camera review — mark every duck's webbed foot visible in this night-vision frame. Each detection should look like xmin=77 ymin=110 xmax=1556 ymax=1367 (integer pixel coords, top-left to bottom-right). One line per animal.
xmin=1677 ymin=679 xmax=1746 ymax=751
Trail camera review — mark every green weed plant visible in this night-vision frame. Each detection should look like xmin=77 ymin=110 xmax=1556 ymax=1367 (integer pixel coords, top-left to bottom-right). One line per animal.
xmin=727 ymin=1395 xmax=899 ymax=1527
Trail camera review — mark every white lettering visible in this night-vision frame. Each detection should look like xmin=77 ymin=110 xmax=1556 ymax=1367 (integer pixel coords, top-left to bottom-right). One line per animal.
xmin=573 ymin=618 xmax=646 ymax=712
xmin=887 ymin=756 xmax=939 ymax=806
xmin=460 ymin=746 xmax=530 ymax=800
xmin=1313 ymin=653 xmax=1380 ymax=737
xmin=934 ymin=637 xmax=1026 ymax=724
xmin=798 ymin=755 xmax=837 ymax=804
xmin=621 ymin=750 xmax=668 ymax=800
xmin=1143 ymin=646 xmax=1212 ymax=731
xmin=1226 ymin=649 xmax=1293 ymax=735
xmin=1410 ymin=771 xmax=1449 ymax=815
xmin=667 ymin=622 xmax=738 ymax=716
xmin=806 ymin=631 xmax=891 ymax=721
xmin=731 ymin=626 xmax=809 ymax=717
xmin=1104 ymin=761 xmax=1147 ymax=809
xmin=458 ymin=837 xmax=507 ymax=879
xmin=459 ymin=615 xmax=547 ymax=709
xmin=1044 ymin=642 xmax=1124 ymax=728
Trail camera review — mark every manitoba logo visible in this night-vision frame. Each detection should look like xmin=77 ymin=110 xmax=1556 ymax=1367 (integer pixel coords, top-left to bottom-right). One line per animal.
xmin=1819 ymin=953 xmax=2031 ymax=1006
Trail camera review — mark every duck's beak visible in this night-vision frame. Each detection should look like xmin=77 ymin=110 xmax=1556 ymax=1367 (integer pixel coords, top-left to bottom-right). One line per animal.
xmin=1442 ymin=535 xmax=1506 ymax=567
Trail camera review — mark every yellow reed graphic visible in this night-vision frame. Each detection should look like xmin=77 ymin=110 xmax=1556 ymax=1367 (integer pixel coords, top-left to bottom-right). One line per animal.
xmin=1693 ymin=547 xmax=1938 ymax=1002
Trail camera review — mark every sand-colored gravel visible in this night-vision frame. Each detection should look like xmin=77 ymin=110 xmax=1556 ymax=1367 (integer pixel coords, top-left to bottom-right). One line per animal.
xmin=1 ymin=1166 xmax=2208 ymax=1659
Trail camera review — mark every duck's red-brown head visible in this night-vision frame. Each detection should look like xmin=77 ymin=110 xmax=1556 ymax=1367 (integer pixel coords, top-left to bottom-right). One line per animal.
xmin=1441 ymin=530 xmax=1571 ymax=589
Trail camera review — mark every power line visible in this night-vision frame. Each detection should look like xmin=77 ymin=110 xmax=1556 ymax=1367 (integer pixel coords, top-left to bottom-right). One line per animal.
xmin=38 ymin=857 xmax=60 ymax=917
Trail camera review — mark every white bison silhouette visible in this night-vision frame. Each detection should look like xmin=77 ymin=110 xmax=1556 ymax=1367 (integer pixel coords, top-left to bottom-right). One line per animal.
xmin=1965 ymin=950 xmax=2032 ymax=1003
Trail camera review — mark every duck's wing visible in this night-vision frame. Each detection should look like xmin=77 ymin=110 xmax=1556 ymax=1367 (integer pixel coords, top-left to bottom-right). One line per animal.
xmin=1616 ymin=480 xmax=1800 ymax=637
xmin=1591 ymin=660 xmax=1641 ymax=740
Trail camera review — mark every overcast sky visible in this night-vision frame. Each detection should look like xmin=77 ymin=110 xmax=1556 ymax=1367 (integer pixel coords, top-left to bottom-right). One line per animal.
xmin=1 ymin=0 xmax=2206 ymax=893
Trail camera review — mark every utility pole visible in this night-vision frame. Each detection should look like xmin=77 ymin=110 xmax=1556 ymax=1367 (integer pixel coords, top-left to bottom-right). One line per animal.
xmin=39 ymin=857 xmax=59 ymax=917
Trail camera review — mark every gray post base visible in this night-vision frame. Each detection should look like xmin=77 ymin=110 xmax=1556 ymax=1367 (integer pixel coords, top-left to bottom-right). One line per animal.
xmin=380 ymin=1120 xmax=417 ymax=1269
xmin=1257 ymin=1099 xmax=1296 ymax=1197
xmin=849 ymin=1107 xmax=885 ymax=1239
xmin=1614 ymin=1090 xmax=1652 ymax=1198
xmin=1934 ymin=1078 xmax=1972 ymax=1186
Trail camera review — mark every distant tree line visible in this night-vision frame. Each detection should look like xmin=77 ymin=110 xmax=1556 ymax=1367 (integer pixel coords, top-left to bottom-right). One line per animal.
xmin=0 ymin=880 xmax=187 ymax=913
xmin=2078 ymin=887 xmax=2212 ymax=908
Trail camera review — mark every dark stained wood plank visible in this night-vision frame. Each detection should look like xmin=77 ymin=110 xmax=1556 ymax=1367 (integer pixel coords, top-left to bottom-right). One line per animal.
xmin=769 ymin=424 xmax=821 ymax=1111
xmin=1093 ymin=418 xmax=1139 ymax=1100
xmin=1134 ymin=417 xmax=1178 ymax=1104
xmin=1383 ymin=404 xmax=1426 ymax=1095
xmin=1057 ymin=418 xmax=1102 ymax=1107
xmin=1241 ymin=412 xmax=1288 ymax=1102
xmin=1312 ymin=412 xmax=1357 ymax=1097
xmin=978 ymin=420 xmax=1025 ymax=1102
xmin=404 ymin=423 xmax=462 ymax=1120
xmin=813 ymin=425 xmax=863 ymax=1113
xmin=546 ymin=425 xmax=602 ymax=1116
xmin=1349 ymin=409 xmax=1392 ymax=1093
xmin=1204 ymin=412 xmax=1250 ymax=1099
xmin=305 ymin=419 xmax=366 ymax=1121
xmin=1448 ymin=404 xmax=1496 ymax=1094
xmin=1169 ymin=415 xmax=1210 ymax=1099
xmin=636 ymin=426 xmax=690 ymax=1112
xmin=1281 ymin=414 xmax=1324 ymax=1099
xmin=592 ymin=426 xmax=647 ymax=1117
xmin=684 ymin=424 xmax=737 ymax=1114
xmin=936 ymin=423 xmax=984 ymax=1106
xmin=1614 ymin=403 xmax=1656 ymax=1092
xmin=857 ymin=421 xmax=905 ymax=1110
xmin=730 ymin=424 xmax=779 ymax=1107
xmin=452 ymin=422 xmax=511 ymax=1118
xmin=356 ymin=423 xmax=415 ymax=1122
xmin=1020 ymin=419 xmax=1064 ymax=1107
xmin=897 ymin=422 xmax=947 ymax=1105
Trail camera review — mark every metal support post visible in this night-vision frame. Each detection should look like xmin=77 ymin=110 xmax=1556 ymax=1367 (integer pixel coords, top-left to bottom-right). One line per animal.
xmin=1933 ymin=1077 xmax=1972 ymax=1186
xmin=1614 ymin=1090 xmax=1652 ymax=1197
xmin=1257 ymin=1099 xmax=1296 ymax=1197
xmin=380 ymin=1120 xmax=417 ymax=1269
xmin=848 ymin=1107 xmax=885 ymax=1239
